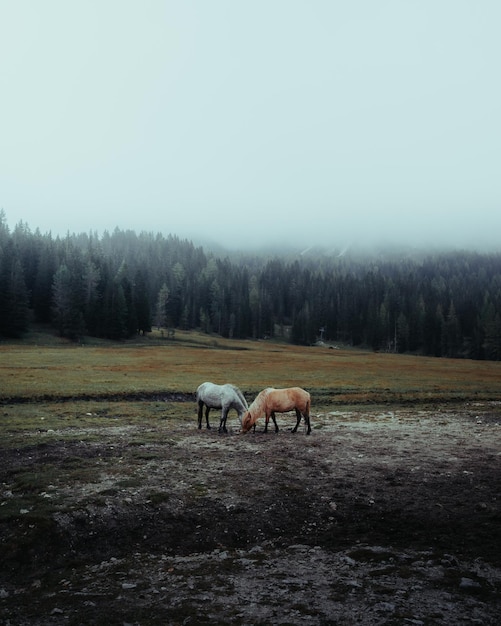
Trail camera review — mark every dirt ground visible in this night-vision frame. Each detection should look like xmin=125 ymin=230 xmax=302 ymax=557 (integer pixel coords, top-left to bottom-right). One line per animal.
xmin=1 ymin=401 xmax=501 ymax=625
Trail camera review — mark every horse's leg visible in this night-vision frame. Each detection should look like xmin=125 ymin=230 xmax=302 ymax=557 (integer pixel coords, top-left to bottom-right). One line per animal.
xmin=271 ymin=411 xmax=279 ymax=433
xmin=291 ymin=408 xmax=302 ymax=433
xmin=205 ymin=406 xmax=211 ymax=429
xmin=197 ymin=401 xmax=204 ymax=429
xmin=219 ymin=408 xmax=229 ymax=433
xmin=264 ymin=412 xmax=269 ymax=433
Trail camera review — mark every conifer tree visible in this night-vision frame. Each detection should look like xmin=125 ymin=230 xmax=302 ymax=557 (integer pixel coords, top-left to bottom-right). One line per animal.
xmin=52 ymin=263 xmax=86 ymax=340
xmin=155 ymin=283 xmax=170 ymax=329
xmin=0 ymin=252 xmax=29 ymax=338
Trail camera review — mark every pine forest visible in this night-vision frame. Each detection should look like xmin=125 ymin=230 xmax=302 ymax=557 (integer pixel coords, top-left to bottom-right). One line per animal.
xmin=1 ymin=212 xmax=501 ymax=361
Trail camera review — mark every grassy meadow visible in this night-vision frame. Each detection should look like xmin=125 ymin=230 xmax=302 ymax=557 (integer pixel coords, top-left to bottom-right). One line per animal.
xmin=2 ymin=329 xmax=501 ymax=406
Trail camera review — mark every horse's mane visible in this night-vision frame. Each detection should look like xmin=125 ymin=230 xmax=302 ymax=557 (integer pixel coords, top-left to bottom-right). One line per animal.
xmin=229 ymin=384 xmax=248 ymax=409
xmin=248 ymin=387 xmax=273 ymax=417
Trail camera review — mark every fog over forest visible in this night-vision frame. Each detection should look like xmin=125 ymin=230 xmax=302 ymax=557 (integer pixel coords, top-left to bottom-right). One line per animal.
xmin=1 ymin=2 xmax=500 ymax=253
xmin=2 ymin=212 xmax=501 ymax=362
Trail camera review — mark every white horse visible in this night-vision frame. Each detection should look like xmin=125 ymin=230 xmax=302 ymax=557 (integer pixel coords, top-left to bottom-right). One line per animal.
xmin=241 ymin=387 xmax=312 ymax=435
xmin=196 ymin=382 xmax=248 ymax=433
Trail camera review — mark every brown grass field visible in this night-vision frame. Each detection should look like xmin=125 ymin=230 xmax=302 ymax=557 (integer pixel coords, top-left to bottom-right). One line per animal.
xmin=2 ymin=329 xmax=501 ymax=404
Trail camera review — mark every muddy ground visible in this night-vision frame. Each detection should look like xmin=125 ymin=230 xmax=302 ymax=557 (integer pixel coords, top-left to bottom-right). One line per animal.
xmin=1 ymin=402 xmax=501 ymax=625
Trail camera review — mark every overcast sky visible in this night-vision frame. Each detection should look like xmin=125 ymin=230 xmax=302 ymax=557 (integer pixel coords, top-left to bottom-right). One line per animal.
xmin=1 ymin=1 xmax=500 ymax=251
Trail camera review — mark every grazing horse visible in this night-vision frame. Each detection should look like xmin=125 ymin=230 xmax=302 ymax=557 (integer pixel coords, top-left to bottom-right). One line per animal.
xmin=196 ymin=382 xmax=248 ymax=433
xmin=241 ymin=387 xmax=311 ymax=435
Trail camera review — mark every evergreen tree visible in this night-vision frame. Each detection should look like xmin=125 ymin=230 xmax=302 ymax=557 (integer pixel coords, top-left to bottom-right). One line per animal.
xmin=482 ymin=302 xmax=501 ymax=360
xmin=52 ymin=263 xmax=86 ymax=340
xmin=109 ymin=283 xmax=128 ymax=340
xmin=82 ymin=259 xmax=101 ymax=335
xmin=33 ymin=241 xmax=57 ymax=323
xmin=155 ymin=283 xmax=170 ymax=329
xmin=133 ymin=269 xmax=151 ymax=335
xmin=292 ymin=301 xmax=314 ymax=345
xmin=442 ymin=302 xmax=461 ymax=357
xmin=0 ymin=251 xmax=29 ymax=338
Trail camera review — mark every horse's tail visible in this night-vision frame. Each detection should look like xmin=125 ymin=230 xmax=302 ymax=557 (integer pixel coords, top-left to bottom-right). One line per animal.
xmin=305 ymin=394 xmax=311 ymax=416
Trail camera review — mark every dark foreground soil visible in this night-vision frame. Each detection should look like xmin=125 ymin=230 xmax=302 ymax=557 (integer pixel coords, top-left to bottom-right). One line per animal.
xmin=1 ymin=402 xmax=501 ymax=625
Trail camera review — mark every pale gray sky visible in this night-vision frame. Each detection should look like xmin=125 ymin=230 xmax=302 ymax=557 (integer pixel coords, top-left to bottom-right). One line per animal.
xmin=1 ymin=1 xmax=500 ymax=250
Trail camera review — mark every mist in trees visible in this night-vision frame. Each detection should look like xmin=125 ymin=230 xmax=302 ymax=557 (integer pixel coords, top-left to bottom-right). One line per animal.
xmin=1 ymin=210 xmax=501 ymax=361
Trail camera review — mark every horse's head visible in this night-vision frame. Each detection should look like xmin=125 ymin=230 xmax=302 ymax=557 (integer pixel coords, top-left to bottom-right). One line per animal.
xmin=241 ymin=411 xmax=253 ymax=433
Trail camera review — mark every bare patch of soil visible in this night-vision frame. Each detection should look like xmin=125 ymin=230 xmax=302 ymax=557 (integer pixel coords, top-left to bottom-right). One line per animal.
xmin=1 ymin=403 xmax=501 ymax=624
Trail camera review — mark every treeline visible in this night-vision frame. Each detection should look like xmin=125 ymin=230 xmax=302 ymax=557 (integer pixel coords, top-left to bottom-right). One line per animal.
xmin=1 ymin=212 xmax=501 ymax=360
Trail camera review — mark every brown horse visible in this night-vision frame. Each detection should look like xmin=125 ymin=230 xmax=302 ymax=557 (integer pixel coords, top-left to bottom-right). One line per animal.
xmin=241 ymin=387 xmax=311 ymax=435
